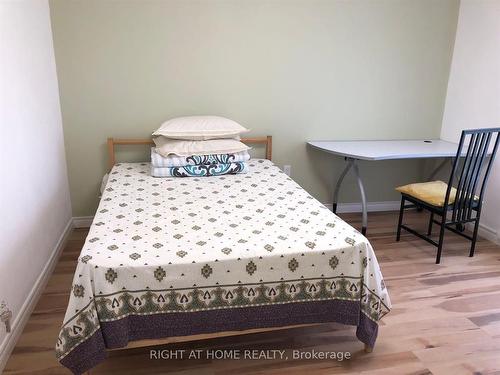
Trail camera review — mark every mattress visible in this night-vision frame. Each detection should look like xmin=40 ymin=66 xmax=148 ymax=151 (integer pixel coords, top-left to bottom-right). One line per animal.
xmin=56 ymin=159 xmax=391 ymax=374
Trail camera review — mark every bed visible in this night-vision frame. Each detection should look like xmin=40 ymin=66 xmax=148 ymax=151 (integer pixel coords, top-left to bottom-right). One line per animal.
xmin=56 ymin=137 xmax=391 ymax=374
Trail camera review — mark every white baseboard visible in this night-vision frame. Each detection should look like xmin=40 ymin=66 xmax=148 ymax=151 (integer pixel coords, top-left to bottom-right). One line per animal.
xmin=71 ymin=202 xmax=402 ymax=230
xmin=327 ymin=201 xmax=499 ymax=244
xmin=75 ymin=208 xmax=498 ymax=244
xmin=74 ymin=202 xmax=402 ymax=229
xmin=0 ymin=218 xmax=73 ymax=373
xmin=324 ymin=200 xmax=401 ymax=213
xmin=472 ymin=222 xmax=499 ymax=245
xmin=73 ymin=216 xmax=94 ymax=228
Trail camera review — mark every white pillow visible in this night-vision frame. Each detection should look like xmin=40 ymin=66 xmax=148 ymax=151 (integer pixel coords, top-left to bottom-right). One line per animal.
xmin=152 ymin=116 xmax=249 ymax=140
xmin=153 ymin=137 xmax=251 ymax=157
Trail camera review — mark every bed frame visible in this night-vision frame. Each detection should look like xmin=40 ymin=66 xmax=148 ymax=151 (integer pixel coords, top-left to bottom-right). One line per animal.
xmin=89 ymin=135 xmax=370 ymax=373
xmin=107 ymin=136 xmax=273 ymax=171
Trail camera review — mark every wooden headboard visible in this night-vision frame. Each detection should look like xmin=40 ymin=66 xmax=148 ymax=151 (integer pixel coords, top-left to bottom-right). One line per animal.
xmin=107 ymin=136 xmax=272 ymax=170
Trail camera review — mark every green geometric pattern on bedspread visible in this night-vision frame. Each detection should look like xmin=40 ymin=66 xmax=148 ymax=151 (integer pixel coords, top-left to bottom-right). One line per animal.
xmin=56 ymin=276 xmax=388 ymax=360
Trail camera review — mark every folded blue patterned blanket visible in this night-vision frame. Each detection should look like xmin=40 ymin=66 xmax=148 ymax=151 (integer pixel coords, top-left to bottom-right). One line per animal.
xmin=151 ymin=162 xmax=248 ymax=177
xmin=151 ymin=148 xmax=250 ymax=168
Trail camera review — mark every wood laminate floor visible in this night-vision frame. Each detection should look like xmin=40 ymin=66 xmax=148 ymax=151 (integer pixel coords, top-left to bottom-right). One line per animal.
xmin=4 ymin=211 xmax=500 ymax=375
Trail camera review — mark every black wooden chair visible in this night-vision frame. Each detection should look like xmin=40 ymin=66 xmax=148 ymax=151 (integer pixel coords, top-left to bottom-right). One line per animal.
xmin=396 ymin=128 xmax=500 ymax=264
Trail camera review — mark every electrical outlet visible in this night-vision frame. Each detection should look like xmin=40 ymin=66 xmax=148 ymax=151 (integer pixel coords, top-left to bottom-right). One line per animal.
xmin=283 ymin=165 xmax=291 ymax=176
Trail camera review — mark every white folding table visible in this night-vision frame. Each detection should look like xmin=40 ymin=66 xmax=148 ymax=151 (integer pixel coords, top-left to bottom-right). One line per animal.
xmin=307 ymin=139 xmax=460 ymax=235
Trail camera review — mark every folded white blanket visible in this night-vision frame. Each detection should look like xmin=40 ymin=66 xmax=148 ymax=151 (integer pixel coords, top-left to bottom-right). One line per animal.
xmin=150 ymin=147 xmax=250 ymax=167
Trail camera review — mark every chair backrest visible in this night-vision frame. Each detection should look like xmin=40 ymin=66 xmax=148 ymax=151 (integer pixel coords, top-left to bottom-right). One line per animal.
xmin=445 ymin=128 xmax=500 ymax=223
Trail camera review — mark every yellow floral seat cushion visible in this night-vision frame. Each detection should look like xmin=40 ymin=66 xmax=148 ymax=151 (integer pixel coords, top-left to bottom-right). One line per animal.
xmin=396 ymin=180 xmax=458 ymax=207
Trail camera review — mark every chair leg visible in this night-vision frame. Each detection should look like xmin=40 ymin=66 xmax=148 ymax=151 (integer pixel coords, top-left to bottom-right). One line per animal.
xmin=469 ymin=218 xmax=480 ymax=257
xmin=427 ymin=212 xmax=434 ymax=236
xmin=436 ymin=216 xmax=446 ymax=264
xmin=396 ymin=197 xmax=405 ymax=241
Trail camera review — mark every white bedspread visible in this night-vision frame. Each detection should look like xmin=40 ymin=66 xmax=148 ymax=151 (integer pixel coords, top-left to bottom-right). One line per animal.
xmin=56 ymin=159 xmax=390 ymax=373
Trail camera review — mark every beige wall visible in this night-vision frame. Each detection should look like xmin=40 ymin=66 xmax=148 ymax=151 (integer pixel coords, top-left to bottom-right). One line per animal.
xmin=441 ymin=0 xmax=500 ymax=243
xmin=0 ymin=0 xmax=71 ymax=367
xmin=50 ymin=0 xmax=459 ymax=216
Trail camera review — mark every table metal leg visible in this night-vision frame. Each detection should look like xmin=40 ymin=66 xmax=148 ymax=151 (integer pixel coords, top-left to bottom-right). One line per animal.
xmin=332 ymin=158 xmax=367 ymax=235
xmin=332 ymin=158 xmax=353 ymax=213
xmin=352 ymin=161 xmax=368 ymax=235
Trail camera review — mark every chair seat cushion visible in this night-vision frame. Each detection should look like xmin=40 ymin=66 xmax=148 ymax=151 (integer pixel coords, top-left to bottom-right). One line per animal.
xmin=396 ymin=180 xmax=457 ymax=207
